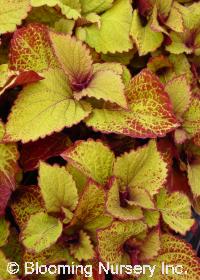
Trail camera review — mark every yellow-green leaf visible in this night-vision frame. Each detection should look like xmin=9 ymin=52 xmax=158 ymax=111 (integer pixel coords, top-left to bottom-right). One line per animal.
xmin=77 ymin=0 xmax=133 ymax=54
xmin=0 ymin=0 xmax=30 ymax=34
xmin=39 ymin=161 xmax=78 ymax=213
xmin=114 ymin=140 xmax=167 ymax=196
xmin=22 ymin=212 xmax=63 ymax=253
xmin=157 ymin=189 xmax=194 ymax=235
xmin=5 ymin=69 xmax=91 ymax=143
xmin=62 ymin=139 xmax=114 ymax=185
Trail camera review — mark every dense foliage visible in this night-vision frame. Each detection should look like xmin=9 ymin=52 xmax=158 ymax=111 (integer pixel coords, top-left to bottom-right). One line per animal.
xmin=0 ymin=0 xmax=200 ymax=279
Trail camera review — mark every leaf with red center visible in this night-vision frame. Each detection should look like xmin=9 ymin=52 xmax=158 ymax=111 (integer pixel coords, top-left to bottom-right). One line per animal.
xmin=106 ymin=177 xmax=143 ymax=221
xmin=11 ymin=186 xmax=45 ymax=229
xmin=165 ymin=75 xmax=191 ymax=118
xmin=20 ymin=133 xmax=70 ymax=171
xmin=183 ymin=97 xmax=200 ymax=138
xmin=39 ymin=161 xmax=78 ymax=214
xmin=69 ymin=230 xmax=94 ymax=262
xmin=114 ymin=140 xmax=168 ymax=196
xmin=97 ymin=220 xmax=147 ymax=265
xmin=49 ymin=31 xmax=93 ymax=88
xmin=61 ymin=139 xmax=115 ymax=185
xmin=0 ymin=125 xmax=19 ymax=216
xmin=50 ymin=32 xmax=127 ymax=108
xmin=156 ymin=188 xmax=194 ymax=235
xmin=70 ymin=181 xmax=112 ymax=235
xmin=139 ymin=234 xmax=200 ymax=280
xmin=130 ymin=10 xmax=163 ymax=56
xmin=5 ymin=69 xmax=91 ymax=143
xmin=86 ymin=69 xmax=179 ymax=138
xmin=9 ymin=23 xmax=58 ymax=72
xmin=166 ymin=29 xmax=200 ymax=56
xmin=0 ymin=0 xmax=30 ymax=34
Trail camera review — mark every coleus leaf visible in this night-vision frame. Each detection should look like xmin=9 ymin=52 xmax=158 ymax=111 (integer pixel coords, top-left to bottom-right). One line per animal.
xmin=86 ymin=69 xmax=179 ymax=138
xmin=165 ymin=75 xmax=191 ymax=117
xmin=5 ymin=69 xmax=91 ymax=143
xmin=182 ymin=97 xmax=200 ymax=138
xmin=61 ymin=139 xmax=115 ymax=185
xmin=11 ymin=186 xmax=45 ymax=229
xmin=187 ymin=162 xmax=200 ymax=198
xmin=80 ymin=0 xmax=113 ymax=14
xmin=143 ymin=209 xmax=160 ymax=228
xmin=9 ymin=23 xmax=58 ymax=72
xmin=97 ymin=220 xmax=147 ymax=265
xmin=0 ymin=0 xmax=30 ymax=34
xmin=164 ymin=2 xmax=184 ymax=33
xmin=49 ymin=32 xmax=127 ymax=108
xmin=69 ymin=230 xmax=94 ymax=261
xmin=0 ymin=250 xmax=18 ymax=280
xmin=0 ymin=122 xmax=19 ymax=216
xmin=106 ymin=177 xmax=143 ymax=221
xmin=176 ymin=1 xmax=200 ymax=29
xmin=69 ymin=181 xmax=112 ymax=234
xmin=66 ymin=164 xmax=87 ymax=195
xmin=0 ymin=218 xmax=9 ymax=247
xmin=21 ymin=212 xmax=63 ymax=253
xmin=39 ymin=161 xmax=78 ymax=213
xmin=130 ymin=10 xmax=163 ymax=56
xmin=114 ymin=140 xmax=167 ymax=196
xmin=76 ymin=0 xmax=133 ymax=54
xmin=156 ymin=189 xmax=194 ymax=235
xmin=31 ymin=0 xmax=81 ymax=20
xmin=20 ymin=133 xmax=70 ymax=171
xmin=139 ymin=234 xmax=200 ymax=279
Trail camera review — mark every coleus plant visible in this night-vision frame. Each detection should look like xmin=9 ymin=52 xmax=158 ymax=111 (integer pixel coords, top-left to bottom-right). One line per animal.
xmin=0 ymin=0 xmax=200 ymax=280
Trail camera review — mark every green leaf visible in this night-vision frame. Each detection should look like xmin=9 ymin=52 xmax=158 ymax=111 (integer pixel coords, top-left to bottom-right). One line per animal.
xmin=157 ymin=189 xmax=194 ymax=235
xmin=70 ymin=181 xmax=112 ymax=234
xmin=80 ymin=0 xmax=113 ymax=14
xmin=69 ymin=230 xmax=94 ymax=261
xmin=176 ymin=2 xmax=200 ymax=29
xmin=77 ymin=0 xmax=133 ymax=54
xmin=31 ymin=0 xmax=81 ymax=19
xmin=9 ymin=23 xmax=58 ymax=72
xmin=54 ymin=19 xmax=75 ymax=34
xmin=97 ymin=221 xmax=147 ymax=265
xmin=22 ymin=212 xmax=63 ymax=253
xmin=165 ymin=75 xmax=191 ymax=117
xmin=5 ymin=69 xmax=91 ymax=143
xmin=130 ymin=9 xmax=163 ymax=56
xmin=39 ymin=162 xmax=78 ymax=213
xmin=183 ymin=97 xmax=200 ymax=138
xmin=165 ymin=2 xmax=184 ymax=32
xmin=66 ymin=164 xmax=87 ymax=195
xmin=0 ymin=218 xmax=9 ymax=247
xmin=62 ymin=139 xmax=115 ymax=185
xmin=188 ymin=163 xmax=200 ymax=198
xmin=166 ymin=31 xmax=192 ymax=55
xmin=139 ymin=234 xmax=200 ymax=280
xmin=106 ymin=177 xmax=143 ymax=221
xmin=114 ymin=140 xmax=167 ymax=196
xmin=11 ymin=186 xmax=44 ymax=229
xmin=86 ymin=69 xmax=179 ymax=138
xmin=0 ymin=0 xmax=30 ymax=34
